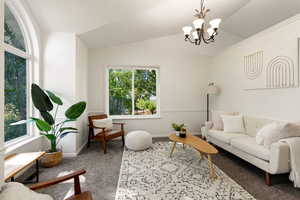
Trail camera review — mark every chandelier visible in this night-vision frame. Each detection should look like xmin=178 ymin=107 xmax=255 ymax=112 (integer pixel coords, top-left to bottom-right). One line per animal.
xmin=182 ymin=0 xmax=221 ymax=45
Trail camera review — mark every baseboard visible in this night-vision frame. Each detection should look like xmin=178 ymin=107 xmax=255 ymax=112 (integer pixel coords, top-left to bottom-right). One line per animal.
xmin=63 ymin=141 xmax=88 ymax=158
xmin=76 ymin=141 xmax=88 ymax=155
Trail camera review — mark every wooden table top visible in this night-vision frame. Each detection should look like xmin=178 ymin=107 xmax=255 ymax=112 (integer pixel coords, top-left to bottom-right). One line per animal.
xmin=169 ymin=133 xmax=218 ymax=154
xmin=4 ymin=152 xmax=46 ymax=181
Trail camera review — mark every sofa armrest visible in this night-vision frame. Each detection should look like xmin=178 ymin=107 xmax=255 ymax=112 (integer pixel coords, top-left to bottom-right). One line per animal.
xmin=205 ymin=121 xmax=213 ymax=130
xmin=269 ymin=141 xmax=290 ymax=174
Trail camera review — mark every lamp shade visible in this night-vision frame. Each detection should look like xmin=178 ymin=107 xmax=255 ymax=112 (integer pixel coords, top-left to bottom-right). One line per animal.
xmin=192 ymin=31 xmax=199 ymax=40
xmin=207 ymin=27 xmax=214 ymax=36
xmin=182 ymin=26 xmax=193 ymax=35
xmin=209 ymin=18 xmax=221 ymax=29
xmin=207 ymin=84 xmax=219 ymax=95
xmin=193 ymin=18 xmax=204 ymax=29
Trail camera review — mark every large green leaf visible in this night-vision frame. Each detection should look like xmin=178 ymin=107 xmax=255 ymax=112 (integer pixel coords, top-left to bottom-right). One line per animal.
xmin=59 ymin=127 xmax=78 ymax=132
xmin=46 ymin=90 xmax=63 ymax=105
xmin=31 ymin=117 xmax=51 ymax=132
xmin=31 ymin=84 xmax=53 ymax=112
xmin=40 ymin=111 xmax=55 ymax=125
xmin=59 ymin=131 xmax=78 ymax=139
xmin=65 ymin=101 xmax=87 ymax=120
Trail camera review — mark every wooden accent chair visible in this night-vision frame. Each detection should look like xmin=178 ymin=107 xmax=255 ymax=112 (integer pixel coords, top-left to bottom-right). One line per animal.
xmin=88 ymin=114 xmax=125 ymax=154
xmin=30 ymin=169 xmax=92 ymax=200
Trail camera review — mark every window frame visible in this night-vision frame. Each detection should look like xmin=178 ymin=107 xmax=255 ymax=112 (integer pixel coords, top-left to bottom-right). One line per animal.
xmin=2 ymin=0 xmax=40 ymax=145
xmin=105 ymin=65 xmax=160 ymax=120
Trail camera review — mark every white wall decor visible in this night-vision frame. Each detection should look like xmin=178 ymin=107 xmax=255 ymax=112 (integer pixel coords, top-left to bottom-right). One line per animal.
xmin=266 ymin=56 xmax=295 ymax=88
xmin=244 ymin=38 xmax=299 ymax=90
xmin=244 ymin=51 xmax=263 ymax=80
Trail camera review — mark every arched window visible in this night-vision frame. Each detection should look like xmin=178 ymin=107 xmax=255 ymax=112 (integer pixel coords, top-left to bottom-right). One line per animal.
xmin=2 ymin=1 xmax=40 ymax=143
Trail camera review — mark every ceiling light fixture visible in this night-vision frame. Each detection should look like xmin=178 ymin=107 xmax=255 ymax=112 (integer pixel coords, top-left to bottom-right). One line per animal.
xmin=182 ymin=0 xmax=221 ymax=46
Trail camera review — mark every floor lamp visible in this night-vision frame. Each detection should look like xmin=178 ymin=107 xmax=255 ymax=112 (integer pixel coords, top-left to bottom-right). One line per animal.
xmin=206 ymin=83 xmax=219 ymax=121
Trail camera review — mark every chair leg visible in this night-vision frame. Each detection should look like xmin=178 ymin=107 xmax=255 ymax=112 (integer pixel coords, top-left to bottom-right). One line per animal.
xmin=265 ymin=172 xmax=271 ymax=186
xmin=87 ymin=127 xmax=93 ymax=148
xmin=122 ymin=134 xmax=125 ymax=147
xmin=102 ymin=140 xmax=107 ymax=154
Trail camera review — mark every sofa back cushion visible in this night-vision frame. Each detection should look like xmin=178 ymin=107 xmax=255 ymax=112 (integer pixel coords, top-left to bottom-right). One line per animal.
xmin=244 ymin=115 xmax=284 ymax=137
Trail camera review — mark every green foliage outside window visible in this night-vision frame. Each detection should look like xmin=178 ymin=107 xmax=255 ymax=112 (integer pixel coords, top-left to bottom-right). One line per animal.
xmin=4 ymin=6 xmax=28 ymax=142
xmin=109 ymin=68 xmax=158 ymax=116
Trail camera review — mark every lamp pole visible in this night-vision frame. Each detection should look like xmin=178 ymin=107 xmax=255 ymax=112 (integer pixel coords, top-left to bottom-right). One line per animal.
xmin=206 ymin=83 xmax=218 ymax=122
xmin=207 ymin=93 xmax=209 ymax=122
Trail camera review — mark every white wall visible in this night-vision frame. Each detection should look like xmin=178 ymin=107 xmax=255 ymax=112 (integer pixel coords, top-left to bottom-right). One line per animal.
xmin=88 ymin=34 xmax=212 ymax=137
xmin=75 ymin=37 xmax=88 ymax=152
xmin=43 ymin=32 xmax=77 ymax=154
xmin=42 ymin=32 xmax=89 ymax=156
xmin=210 ymin=14 xmax=300 ymax=121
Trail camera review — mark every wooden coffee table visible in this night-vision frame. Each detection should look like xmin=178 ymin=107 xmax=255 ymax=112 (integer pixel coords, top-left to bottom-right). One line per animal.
xmin=169 ymin=133 xmax=218 ymax=178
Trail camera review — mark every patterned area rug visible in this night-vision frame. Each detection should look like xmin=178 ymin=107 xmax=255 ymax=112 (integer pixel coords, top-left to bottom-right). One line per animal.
xmin=115 ymin=142 xmax=256 ymax=200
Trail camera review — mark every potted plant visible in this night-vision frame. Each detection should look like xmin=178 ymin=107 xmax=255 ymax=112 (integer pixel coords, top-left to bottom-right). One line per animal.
xmin=11 ymin=83 xmax=86 ymax=167
xmin=172 ymin=123 xmax=185 ymax=137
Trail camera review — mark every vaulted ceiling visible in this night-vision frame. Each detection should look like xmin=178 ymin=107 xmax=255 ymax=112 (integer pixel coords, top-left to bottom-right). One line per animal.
xmin=26 ymin=0 xmax=300 ymax=49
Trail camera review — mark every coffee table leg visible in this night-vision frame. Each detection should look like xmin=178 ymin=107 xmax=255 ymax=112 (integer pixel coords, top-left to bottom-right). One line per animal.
xmin=207 ymin=155 xmax=216 ymax=178
xmin=183 ymin=144 xmax=185 ymax=149
xmin=36 ymin=160 xmax=39 ymax=183
xmin=199 ymin=151 xmax=204 ymax=161
xmin=170 ymin=142 xmax=177 ymax=157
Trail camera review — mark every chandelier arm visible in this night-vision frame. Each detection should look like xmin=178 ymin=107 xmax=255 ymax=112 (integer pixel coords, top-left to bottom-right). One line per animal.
xmin=185 ymin=36 xmax=196 ymax=44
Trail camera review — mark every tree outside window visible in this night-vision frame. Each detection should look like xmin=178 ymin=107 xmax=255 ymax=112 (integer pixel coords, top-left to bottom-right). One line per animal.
xmin=108 ymin=67 xmax=159 ymax=117
xmin=4 ymin=4 xmax=28 ymax=142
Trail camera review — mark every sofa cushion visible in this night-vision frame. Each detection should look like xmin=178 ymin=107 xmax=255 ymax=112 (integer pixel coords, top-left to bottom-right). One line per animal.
xmin=0 ymin=182 xmax=53 ymax=200
xmin=211 ymin=110 xmax=238 ymax=130
xmin=208 ymin=130 xmax=247 ymax=144
xmin=231 ymin=136 xmax=270 ymax=161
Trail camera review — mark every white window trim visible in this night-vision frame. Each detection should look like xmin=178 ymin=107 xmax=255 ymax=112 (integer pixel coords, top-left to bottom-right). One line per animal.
xmin=0 ymin=0 xmax=5 ymax=148
xmin=105 ymin=65 xmax=161 ymax=120
xmin=3 ymin=0 xmax=41 ymax=145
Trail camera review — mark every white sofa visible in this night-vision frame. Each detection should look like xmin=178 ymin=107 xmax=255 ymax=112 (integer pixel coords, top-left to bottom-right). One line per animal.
xmin=205 ymin=115 xmax=291 ymax=185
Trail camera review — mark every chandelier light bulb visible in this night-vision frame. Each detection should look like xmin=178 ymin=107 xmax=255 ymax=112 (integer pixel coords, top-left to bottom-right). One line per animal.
xmin=209 ymin=18 xmax=221 ymax=29
xmin=193 ymin=18 xmax=205 ymax=29
xmin=192 ymin=31 xmax=199 ymax=40
xmin=182 ymin=26 xmax=193 ymax=35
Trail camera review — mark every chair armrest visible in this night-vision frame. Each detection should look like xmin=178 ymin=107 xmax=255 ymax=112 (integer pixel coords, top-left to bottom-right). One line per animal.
xmin=30 ymin=169 xmax=86 ymax=193
xmin=205 ymin=121 xmax=213 ymax=130
xmin=113 ymin=123 xmax=125 ymax=131
xmin=269 ymin=142 xmax=290 ymax=174
xmin=113 ymin=122 xmax=125 ymax=125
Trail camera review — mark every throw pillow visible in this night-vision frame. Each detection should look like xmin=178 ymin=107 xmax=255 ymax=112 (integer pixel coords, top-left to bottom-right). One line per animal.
xmin=221 ymin=115 xmax=245 ymax=133
xmin=255 ymin=122 xmax=279 ymax=145
xmin=211 ymin=110 xmax=238 ymax=130
xmin=263 ymin=122 xmax=300 ymax=148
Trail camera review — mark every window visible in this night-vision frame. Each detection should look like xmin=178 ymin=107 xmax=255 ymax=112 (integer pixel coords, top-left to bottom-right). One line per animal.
xmin=2 ymin=2 xmax=34 ymax=143
xmin=107 ymin=67 xmax=160 ymax=119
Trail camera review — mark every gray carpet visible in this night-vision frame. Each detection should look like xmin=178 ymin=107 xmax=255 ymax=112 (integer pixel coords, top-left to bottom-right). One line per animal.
xmin=27 ymin=139 xmax=300 ymax=200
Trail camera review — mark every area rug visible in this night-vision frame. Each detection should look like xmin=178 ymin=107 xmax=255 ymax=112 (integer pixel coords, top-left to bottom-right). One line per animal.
xmin=115 ymin=142 xmax=256 ymax=200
